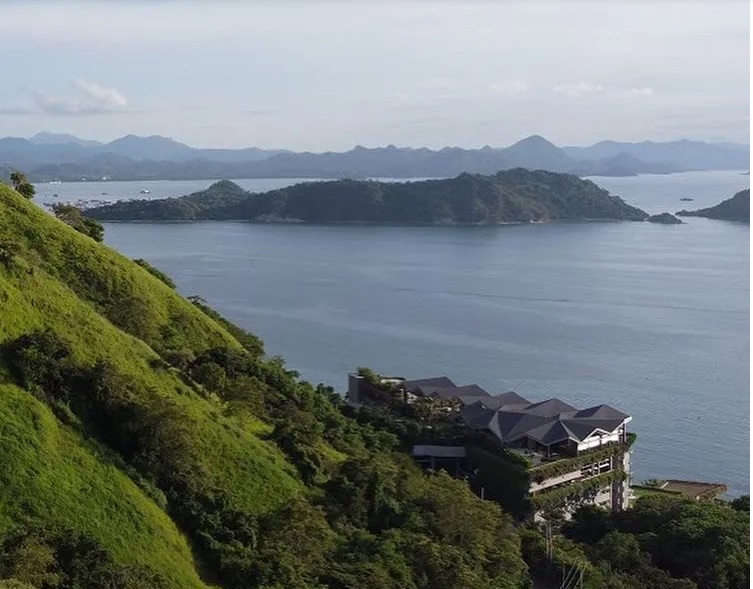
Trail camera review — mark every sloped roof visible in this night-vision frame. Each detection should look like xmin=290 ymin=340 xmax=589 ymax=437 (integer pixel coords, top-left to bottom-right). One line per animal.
xmin=573 ymin=404 xmax=629 ymax=421
xmin=486 ymin=401 xmax=630 ymax=446
xmin=496 ymin=391 xmax=531 ymax=405
xmin=460 ymin=403 xmax=497 ymax=429
xmin=492 ymin=411 xmax=553 ymax=442
xmin=403 ymin=375 xmax=630 ymax=448
xmin=524 ymin=398 xmax=577 ymax=417
xmin=525 ymin=420 xmax=574 ymax=445
xmin=403 ymin=376 xmax=456 ymax=390
xmin=417 ymin=384 xmax=490 ymax=399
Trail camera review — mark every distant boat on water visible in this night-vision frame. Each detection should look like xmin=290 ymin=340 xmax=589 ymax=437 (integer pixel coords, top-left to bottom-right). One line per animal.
xmin=139 ymin=189 xmax=151 ymax=194
xmin=680 ymin=197 xmax=694 ymax=202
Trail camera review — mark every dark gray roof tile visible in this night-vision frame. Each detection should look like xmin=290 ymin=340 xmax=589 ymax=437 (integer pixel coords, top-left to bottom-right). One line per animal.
xmin=403 ymin=376 xmax=456 ymax=391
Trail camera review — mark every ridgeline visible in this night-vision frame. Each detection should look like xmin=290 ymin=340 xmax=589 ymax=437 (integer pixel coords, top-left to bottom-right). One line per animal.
xmin=677 ymin=189 xmax=750 ymax=221
xmin=85 ymin=169 xmax=649 ymax=224
xmin=0 ymin=182 xmax=747 ymax=589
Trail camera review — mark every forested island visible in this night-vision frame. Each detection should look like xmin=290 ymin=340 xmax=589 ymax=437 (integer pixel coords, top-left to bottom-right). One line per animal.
xmin=677 ymin=189 xmax=750 ymax=221
xmin=85 ymin=168 xmax=649 ymax=224
xmin=0 ymin=180 xmax=748 ymax=589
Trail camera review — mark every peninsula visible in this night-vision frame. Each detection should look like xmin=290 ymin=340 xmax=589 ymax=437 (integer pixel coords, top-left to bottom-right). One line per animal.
xmin=85 ymin=168 xmax=649 ymax=224
xmin=676 ymin=189 xmax=750 ymax=221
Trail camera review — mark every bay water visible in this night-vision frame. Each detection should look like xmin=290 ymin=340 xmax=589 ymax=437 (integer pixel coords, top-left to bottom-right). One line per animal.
xmin=37 ymin=171 xmax=749 ymax=495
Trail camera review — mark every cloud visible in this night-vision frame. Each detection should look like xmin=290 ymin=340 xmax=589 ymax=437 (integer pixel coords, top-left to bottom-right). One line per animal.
xmin=489 ymin=80 xmax=529 ymax=96
xmin=626 ymin=86 xmax=654 ymax=96
xmin=0 ymin=105 xmax=34 ymax=115
xmin=74 ymin=79 xmax=127 ymax=108
xmin=421 ymin=77 xmax=458 ymax=91
xmin=552 ymin=82 xmax=655 ymax=99
xmin=242 ymin=108 xmax=278 ymax=116
xmin=0 ymin=79 xmax=128 ymax=116
xmin=552 ymin=82 xmax=605 ymax=97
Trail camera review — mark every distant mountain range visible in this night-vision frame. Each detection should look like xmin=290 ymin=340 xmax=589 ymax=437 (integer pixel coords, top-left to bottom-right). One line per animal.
xmin=0 ymin=132 xmax=748 ymax=182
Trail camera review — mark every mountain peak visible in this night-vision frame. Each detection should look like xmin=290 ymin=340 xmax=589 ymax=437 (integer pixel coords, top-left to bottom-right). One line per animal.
xmin=509 ymin=134 xmax=558 ymax=148
xmin=502 ymin=135 xmax=574 ymax=172
xmin=30 ymin=131 xmax=101 ymax=147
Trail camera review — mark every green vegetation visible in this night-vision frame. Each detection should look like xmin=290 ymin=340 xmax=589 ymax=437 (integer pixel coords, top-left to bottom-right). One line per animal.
xmin=51 ymin=204 xmax=105 ymax=241
xmin=530 ymin=470 xmax=626 ymax=511
xmin=561 ymin=496 xmax=750 ymax=589
xmin=464 ymin=445 xmax=532 ymax=519
xmin=0 ymin=182 xmax=746 ymax=589
xmin=133 ymin=258 xmax=176 ymax=288
xmin=85 ymin=169 xmax=649 ymax=224
xmin=529 ymin=438 xmax=633 ymax=483
xmin=8 ymin=172 xmax=34 ymax=200
xmin=677 ymin=189 xmax=750 ymax=221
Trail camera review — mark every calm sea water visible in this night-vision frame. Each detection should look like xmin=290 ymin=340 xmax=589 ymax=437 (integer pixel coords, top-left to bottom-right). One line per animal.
xmin=51 ymin=171 xmax=749 ymax=495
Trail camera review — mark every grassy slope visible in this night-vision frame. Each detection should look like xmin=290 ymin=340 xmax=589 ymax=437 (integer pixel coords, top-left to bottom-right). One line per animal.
xmin=0 ymin=185 xmax=303 ymax=586
xmin=0 ymin=186 xmax=239 ymax=353
xmin=0 ymin=383 xmax=205 ymax=589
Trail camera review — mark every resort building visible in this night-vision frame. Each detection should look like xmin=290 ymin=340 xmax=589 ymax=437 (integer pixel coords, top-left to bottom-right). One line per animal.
xmin=348 ymin=372 xmax=635 ymax=519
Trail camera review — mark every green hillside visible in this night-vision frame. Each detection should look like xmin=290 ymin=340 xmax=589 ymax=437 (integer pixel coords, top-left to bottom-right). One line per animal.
xmin=0 ymin=383 xmax=205 ymax=589
xmin=0 ymin=185 xmax=305 ymax=587
xmin=0 ymin=182 xmax=747 ymax=589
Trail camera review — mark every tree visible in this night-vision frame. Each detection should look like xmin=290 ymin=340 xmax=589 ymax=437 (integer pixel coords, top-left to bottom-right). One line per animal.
xmin=51 ymin=204 xmax=104 ymax=242
xmin=9 ymin=171 xmax=35 ymax=199
xmin=0 ymin=534 xmax=60 ymax=588
xmin=730 ymin=495 xmax=749 ymax=512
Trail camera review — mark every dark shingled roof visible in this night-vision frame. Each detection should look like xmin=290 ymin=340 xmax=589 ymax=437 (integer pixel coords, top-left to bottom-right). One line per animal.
xmin=404 ymin=376 xmax=630 ymax=448
xmin=523 ymin=398 xmax=577 ymax=417
xmin=403 ymin=376 xmax=456 ymax=390
xmin=459 ymin=397 xmax=629 ymax=448
xmin=495 ymin=391 xmax=531 ymax=405
xmin=573 ymin=404 xmax=629 ymax=421
xmin=417 ymin=384 xmax=491 ymax=399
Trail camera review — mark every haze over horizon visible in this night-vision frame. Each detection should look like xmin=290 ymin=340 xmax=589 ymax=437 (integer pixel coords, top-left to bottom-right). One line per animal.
xmin=0 ymin=0 xmax=749 ymax=151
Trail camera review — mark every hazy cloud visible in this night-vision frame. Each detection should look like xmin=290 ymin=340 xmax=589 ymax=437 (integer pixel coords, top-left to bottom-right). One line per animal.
xmin=489 ymin=80 xmax=529 ymax=96
xmin=552 ymin=82 xmax=606 ymax=98
xmin=421 ymin=77 xmax=459 ymax=91
xmin=0 ymin=79 xmax=128 ymax=116
xmin=552 ymin=83 xmax=656 ymax=99
xmin=626 ymin=87 xmax=654 ymax=97
xmin=74 ymin=79 xmax=127 ymax=109
xmin=0 ymin=105 xmax=34 ymax=115
xmin=242 ymin=109 xmax=278 ymax=117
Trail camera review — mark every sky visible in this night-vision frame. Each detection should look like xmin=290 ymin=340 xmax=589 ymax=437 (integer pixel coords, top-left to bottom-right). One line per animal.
xmin=0 ymin=0 xmax=749 ymax=150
